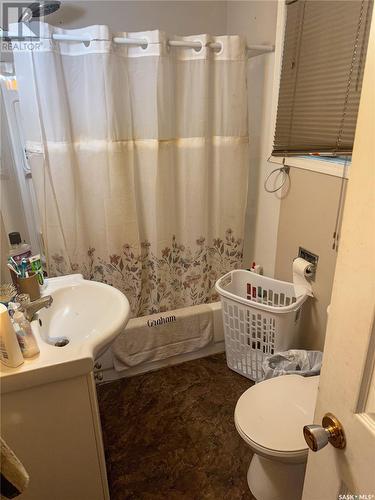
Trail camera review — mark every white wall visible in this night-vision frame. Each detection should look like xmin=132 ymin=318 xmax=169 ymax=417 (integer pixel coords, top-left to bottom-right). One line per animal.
xmin=226 ymin=1 xmax=279 ymax=276
xmin=47 ymin=0 xmax=227 ymax=34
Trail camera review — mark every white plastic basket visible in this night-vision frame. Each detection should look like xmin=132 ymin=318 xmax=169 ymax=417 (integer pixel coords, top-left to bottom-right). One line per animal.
xmin=215 ymin=269 xmax=308 ymax=382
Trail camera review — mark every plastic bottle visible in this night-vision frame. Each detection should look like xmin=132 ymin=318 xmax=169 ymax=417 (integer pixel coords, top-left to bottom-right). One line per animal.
xmin=250 ymin=261 xmax=263 ymax=275
xmin=0 ymin=303 xmax=24 ymax=368
xmin=10 ymin=303 xmax=40 ymax=358
xmin=8 ymin=232 xmax=32 ymax=266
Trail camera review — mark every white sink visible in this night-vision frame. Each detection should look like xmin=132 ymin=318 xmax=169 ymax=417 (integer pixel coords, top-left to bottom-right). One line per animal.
xmin=37 ymin=275 xmax=129 ymax=358
xmin=0 ymin=274 xmax=130 ymax=393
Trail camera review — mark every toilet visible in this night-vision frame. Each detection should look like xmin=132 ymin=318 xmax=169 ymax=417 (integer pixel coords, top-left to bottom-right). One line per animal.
xmin=234 ymin=374 xmax=319 ymax=500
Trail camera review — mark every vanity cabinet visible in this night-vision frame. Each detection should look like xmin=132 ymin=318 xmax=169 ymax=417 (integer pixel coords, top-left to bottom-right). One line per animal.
xmin=0 ymin=274 xmax=130 ymax=499
xmin=0 ymin=372 xmax=109 ymax=500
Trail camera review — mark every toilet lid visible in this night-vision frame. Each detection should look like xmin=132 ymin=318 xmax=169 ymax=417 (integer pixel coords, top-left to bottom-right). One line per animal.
xmin=235 ymin=375 xmax=319 ymax=453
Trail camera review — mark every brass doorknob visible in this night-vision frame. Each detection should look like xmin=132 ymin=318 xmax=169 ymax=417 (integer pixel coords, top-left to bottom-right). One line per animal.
xmin=303 ymin=413 xmax=346 ymax=452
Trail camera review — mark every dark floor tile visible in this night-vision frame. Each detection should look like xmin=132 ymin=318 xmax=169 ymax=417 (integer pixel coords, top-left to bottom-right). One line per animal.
xmin=97 ymin=353 xmax=255 ymax=500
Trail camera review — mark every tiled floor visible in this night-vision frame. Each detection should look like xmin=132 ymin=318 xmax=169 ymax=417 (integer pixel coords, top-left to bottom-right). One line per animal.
xmin=97 ymin=353 xmax=256 ymax=499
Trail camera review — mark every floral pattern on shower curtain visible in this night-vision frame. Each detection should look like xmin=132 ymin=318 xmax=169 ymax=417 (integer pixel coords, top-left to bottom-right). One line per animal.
xmin=13 ymin=25 xmax=249 ymax=317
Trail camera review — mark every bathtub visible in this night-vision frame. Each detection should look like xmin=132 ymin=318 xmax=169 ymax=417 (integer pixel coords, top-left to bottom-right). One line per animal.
xmin=94 ymin=301 xmax=225 ymax=382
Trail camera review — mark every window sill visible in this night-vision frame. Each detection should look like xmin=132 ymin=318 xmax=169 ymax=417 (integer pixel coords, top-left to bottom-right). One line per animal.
xmin=269 ymin=156 xmax=350 ymax=179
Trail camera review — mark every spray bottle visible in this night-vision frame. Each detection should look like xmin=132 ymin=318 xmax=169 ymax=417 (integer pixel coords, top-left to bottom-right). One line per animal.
xmin=9 ymin=303 xmax=40 ymax=358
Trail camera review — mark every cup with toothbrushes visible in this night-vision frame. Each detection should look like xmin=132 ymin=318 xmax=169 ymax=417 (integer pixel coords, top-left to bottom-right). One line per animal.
xmin=11 ymin=256 xmax=41 ymax=301
xmin=8 ymin=254 xmax=45 ymax=301
xmin=7 ymin=232 xmax=32 ymax=285
xmin=16 ymin=273 xmax=41 ymax=301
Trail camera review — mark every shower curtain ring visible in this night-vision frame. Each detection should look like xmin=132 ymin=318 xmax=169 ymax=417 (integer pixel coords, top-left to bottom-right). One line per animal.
xmin=192 ymin=39 xmax=204 ymax=52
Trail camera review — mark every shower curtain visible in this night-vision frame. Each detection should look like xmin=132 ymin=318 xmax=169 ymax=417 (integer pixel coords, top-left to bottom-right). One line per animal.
xmin=13 ymin=24 xmax=249 ymax=316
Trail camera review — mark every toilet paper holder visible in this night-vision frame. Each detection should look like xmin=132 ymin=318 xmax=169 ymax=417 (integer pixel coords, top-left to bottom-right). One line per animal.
xmin=296 ymin=247 xmax=319 ymax=281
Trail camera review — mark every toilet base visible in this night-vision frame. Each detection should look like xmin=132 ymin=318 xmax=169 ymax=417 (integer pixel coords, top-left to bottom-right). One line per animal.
xmin=247 ymin=454 xmax=306 ymax=500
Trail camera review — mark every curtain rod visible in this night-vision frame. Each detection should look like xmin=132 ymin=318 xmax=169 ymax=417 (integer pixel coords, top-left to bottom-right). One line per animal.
xmin=1 ymin=32 xmax=274 ymax=57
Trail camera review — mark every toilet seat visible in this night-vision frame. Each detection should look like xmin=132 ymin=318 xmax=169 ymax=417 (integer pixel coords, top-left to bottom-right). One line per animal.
xmin=234 ymin=375 xmax=319 ymax=464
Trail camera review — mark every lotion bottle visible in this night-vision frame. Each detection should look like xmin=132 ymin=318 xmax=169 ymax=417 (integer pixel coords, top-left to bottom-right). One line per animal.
xmin=0 ymin=303 xmax=24 ymax=367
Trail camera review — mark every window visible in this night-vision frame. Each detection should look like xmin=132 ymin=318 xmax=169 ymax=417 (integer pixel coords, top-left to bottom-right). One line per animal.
xmin=272 ymin=0 xmax=373 ymax=158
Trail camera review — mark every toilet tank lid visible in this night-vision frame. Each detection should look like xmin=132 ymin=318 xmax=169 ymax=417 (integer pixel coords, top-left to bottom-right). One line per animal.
xmin=234 ymin=375 xmax=319 ymax=453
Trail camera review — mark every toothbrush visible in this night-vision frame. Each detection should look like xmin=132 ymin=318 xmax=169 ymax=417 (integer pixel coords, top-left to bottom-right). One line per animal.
xmin=8 ymin=256 xmax=19 ymax=271
xmin=29 ymin=254 xmax=44 ymax=285
xmin=8 ymin=257 xmax=21 ymax=275
xmin=20 ymin=258 xmax=28 ymax=278
xmin=7 ymin=263 xmax=21 ymax=276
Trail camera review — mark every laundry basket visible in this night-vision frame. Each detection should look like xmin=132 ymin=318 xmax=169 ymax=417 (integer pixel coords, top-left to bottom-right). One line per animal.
xmin=215 ymin=270 xmax=308 ymax=382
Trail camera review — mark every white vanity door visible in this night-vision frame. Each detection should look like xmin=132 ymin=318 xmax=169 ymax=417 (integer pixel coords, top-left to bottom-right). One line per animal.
xmin=302 ymin=13 xmax=375 ymax=500
xmin=1 ymin=373 xmax=109 ymax=500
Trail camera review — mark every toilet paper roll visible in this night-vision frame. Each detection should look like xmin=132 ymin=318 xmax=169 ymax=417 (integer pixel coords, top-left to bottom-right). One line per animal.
xmin=293 ymin=258 xmax=314 ymax=298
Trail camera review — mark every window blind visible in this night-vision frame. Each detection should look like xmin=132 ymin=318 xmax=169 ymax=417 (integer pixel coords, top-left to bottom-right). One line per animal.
xmin=272 ymin=0 xmax=373 ymax=157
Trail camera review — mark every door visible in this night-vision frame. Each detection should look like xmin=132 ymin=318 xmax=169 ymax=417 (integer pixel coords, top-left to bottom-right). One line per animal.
xmin=302 ymin=14 xmax=375 ymax=500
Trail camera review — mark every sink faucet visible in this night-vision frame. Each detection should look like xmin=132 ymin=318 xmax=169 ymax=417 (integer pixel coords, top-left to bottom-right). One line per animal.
xmin=23 ymin=295 xmax=53 ymax=321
